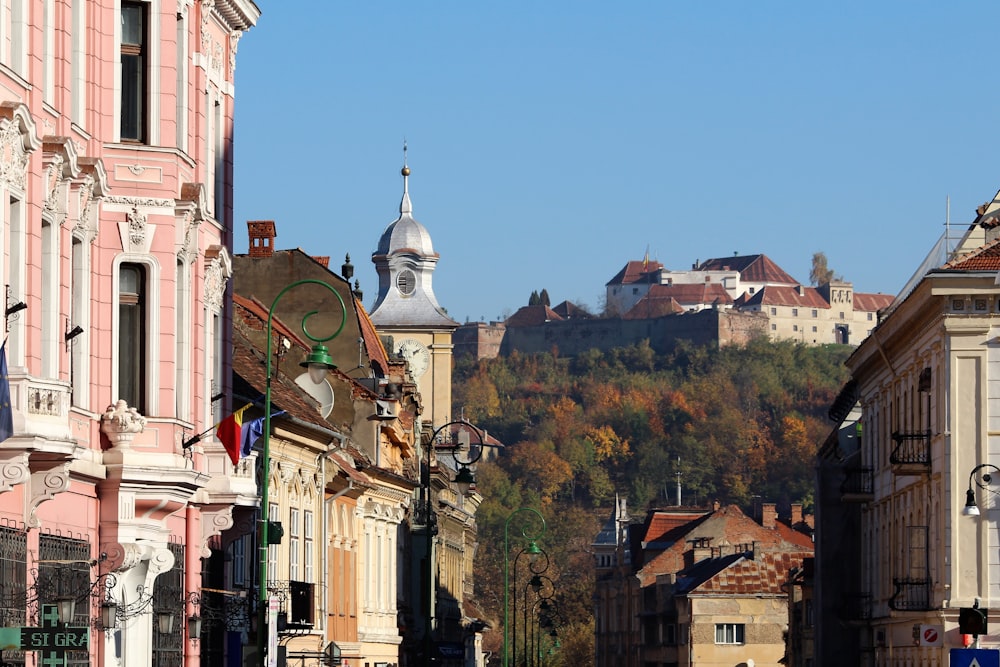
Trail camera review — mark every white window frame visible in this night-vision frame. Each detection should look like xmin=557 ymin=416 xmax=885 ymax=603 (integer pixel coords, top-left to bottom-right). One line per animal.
xmin=289 ymin=507 xmax=300 ymax=581
xmin=112 ymin=257 xmax=161 ymax=414
xmin=715 ymin=623 xmax=744 ymax=645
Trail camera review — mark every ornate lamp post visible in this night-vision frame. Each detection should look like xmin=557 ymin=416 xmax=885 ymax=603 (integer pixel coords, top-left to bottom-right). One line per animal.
xmin=256 ymin=279 xmax=345 ymax=667
xmin=522 ymin=574 xmax=554 ymax=667
xmin=503 ymin=508 xmax=546 ymax=667
xmin=514 ymin=548 xmax=548 ymax=667
xmin=420 ymin=419 xmax=485 ymax=665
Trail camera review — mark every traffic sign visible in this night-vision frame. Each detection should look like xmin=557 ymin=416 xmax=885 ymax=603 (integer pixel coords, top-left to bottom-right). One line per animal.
xmin=951 ymin=648 xmax=1000 ymax=667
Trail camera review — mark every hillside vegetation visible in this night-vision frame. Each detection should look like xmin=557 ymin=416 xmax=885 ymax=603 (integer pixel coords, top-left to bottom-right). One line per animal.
xmin=456 ymin=338 xmax=851 ymax=663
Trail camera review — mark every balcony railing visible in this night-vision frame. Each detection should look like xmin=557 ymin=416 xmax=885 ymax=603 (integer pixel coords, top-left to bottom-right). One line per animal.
xmin=889 ymin=578 xmax=932 ymax=611
xmin=839 ymin=592 xmax=871 ymax=623
xmin=840 ymin=468 xmax=874 ymax=501
xmin=889 ymin=430 xmax=931 ymax=471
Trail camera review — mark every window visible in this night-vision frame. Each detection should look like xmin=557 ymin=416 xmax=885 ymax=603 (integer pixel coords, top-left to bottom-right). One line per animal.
xmin=812 ymin=326 xmax=817 ymax=333
xmin=770 ymin=307 xmax=776 ymax=315
xmin=867 ymin=312 xmax=873 ymax=321
xmin=267 ymin=503 xmax=279 ymax=584
xmin=232 ymin=535 xmax=247 ymax=587
xmin=839 ymin=311 xmax=846 ymax=319
xmin=289 ymin=507 xmax=300 ymax=581
xmin=811 ymin=309 xmax=818 ymax=317
xmin=793 ymin=325 xmax=799 ymax=332
xmin=120 ymin=2 xmax=147 ymax=142
xmin=792 ymin=308 xmax=798 ymax=317
xmin=770 ymin=324 xmax=776 ymax=331
xmin=749 ymin=287 xmax=755 ymax=294
xmin=119 ymin=264 xmax=147 ymax=411
xmin=715 ymin=623 xmax=744 ymax=644
xmin=397 ymin=269 xmax=416 ymax=295
xmin=304 ymin=510 xmax=314 ymax=583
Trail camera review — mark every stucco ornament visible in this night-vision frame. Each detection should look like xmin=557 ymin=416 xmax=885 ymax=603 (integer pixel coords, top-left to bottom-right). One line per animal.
xmin=100 ymin=399 xmax=147 ymax=448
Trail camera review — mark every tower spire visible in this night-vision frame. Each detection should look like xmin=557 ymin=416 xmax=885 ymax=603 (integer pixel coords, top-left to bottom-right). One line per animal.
xmin=400 ymin=139 xmax=412 ymax=215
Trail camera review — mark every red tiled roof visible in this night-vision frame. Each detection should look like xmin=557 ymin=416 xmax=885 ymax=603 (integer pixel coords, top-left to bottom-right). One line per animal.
xmin=696 ymin=254 xmax=799 ymax=285
xmin=623 ymin=296 xmax=685 ymax=320
xmin=945 ymin=237 xmax=1000 ymax=271
xmin=606 ymin=260 xmax=664 ymax=287
xmin=853 ymin=292 xmax=894 ymax=312
xmin=741 ymin=285 xmax=830 ymax=309
xmin=637 ymin=505 xmax=813 ymax=585
xmin=642 ymin=509 xmax=712 ymax=545
xmin=689 ymin=551 xmax=811 ymax=595
xmin=505 ymin=305 xmax=563 ymax=327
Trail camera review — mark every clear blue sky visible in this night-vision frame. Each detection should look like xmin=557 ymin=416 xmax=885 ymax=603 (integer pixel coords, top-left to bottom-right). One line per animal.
xmin=234 ymin=2 xmax=1000 ymax=324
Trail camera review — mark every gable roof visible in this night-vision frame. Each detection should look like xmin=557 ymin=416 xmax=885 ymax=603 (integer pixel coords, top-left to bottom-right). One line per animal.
xmin=740 ymin=285 xmax=831 ymax=309
xmin=606 ymin=260 xmax=665 ymax=287
xmin=505 ymin=305 xmax=564 ymax=327
xmin=696 ymin=254 xmax=799 ymax=285
xmin=678 ymin=550 xmax=811 ymax=596
xmin=636 ymin=504 xmax=813 ymax=585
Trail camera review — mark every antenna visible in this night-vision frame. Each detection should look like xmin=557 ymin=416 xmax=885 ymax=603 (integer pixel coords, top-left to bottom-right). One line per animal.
xmin=946 ymin=195 xmax=952 ymax=261
xmin=675 ymin=456 xmax=682 ymax=507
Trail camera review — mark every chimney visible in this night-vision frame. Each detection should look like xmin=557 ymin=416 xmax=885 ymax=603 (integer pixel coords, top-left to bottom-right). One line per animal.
xmin=761 ymin=503 xmax=777 ymax=529
xmin=247 ymin=221 xmax=276 ymax=258
xmin=797 ymin=285 xmax=805 ymax=296
xmin=686 ymin=537 xmax=713 ymax=566
xmin=790 ymin=503 xmax=803 ymax=526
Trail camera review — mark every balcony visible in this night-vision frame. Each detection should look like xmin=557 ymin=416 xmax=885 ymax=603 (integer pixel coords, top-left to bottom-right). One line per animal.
xmin=840 ymin=468 xmax=874 ymax=502
xmin=889 ymin=430 xmax=931 ymax=474
xmin=889 ymin=578 xmax=932 ymax=611
xmin=839 ymin=593 xmax=871 ymax=625
xmin=267 ymin=579 xmax=315 ymax=632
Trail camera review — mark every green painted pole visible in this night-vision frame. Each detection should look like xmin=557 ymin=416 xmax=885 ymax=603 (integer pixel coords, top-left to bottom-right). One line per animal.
xmin=256 ymin=279 xmax=345 ymax=667
xmin=503 ymin=508 xmax=545 ymax=667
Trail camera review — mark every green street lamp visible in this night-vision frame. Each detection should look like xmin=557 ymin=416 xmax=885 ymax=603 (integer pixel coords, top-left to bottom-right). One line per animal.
xmin=257 ymin=279 xmax=346 ymax=667
xmin=420 ymin=419 xmax=485 ymax=665
xmin=514 ymin=546 xmax=548 ymax=667
xmin=504 ymin=507 xmax=546 ymax=667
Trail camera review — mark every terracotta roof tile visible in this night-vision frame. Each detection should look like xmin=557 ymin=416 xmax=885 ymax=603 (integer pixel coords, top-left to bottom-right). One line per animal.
xmin=741 ymin=285 xmax=830 ymax=308
xmin=945 ymin=236 xmax=1000 ymax=271
xmin=636 ymin=505 xmax=813 ymax=585
xmin=686 ymin=551 xmax=811 ymax=595
xmin=696 ymin=254 xmax=799 ymax=285
xmin=853 ymin=292 xmax=894 ymax=312
xmin=505 ymin=305 xmax=564 ymax=327
xmin=606 ymin=260 xmax=664 ymax=287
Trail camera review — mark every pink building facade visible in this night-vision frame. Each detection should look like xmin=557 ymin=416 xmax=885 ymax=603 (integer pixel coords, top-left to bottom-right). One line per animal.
xmin=0 ymin=1 xmax=259 ymax=665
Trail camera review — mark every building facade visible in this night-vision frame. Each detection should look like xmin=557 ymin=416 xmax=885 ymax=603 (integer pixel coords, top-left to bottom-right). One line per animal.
xmin=0 ymin=1 xmax=258 ymax=665
xmin=816 ymin=195 xmax=1000 ymax=666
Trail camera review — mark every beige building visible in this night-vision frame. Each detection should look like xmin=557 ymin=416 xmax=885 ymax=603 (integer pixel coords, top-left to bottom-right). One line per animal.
xmin=816 ymin=189 xmax=1000 ymax=665
xmin=606 ymin=254 xmax=893 ymax=346
xmin=594 ymin=501 xmax=813 ymax=667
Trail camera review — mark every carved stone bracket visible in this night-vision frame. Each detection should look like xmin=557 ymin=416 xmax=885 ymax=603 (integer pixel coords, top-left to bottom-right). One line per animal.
xmin=26 ymin=463 xmax=70 ymax=528
xmin=199 ymin=506 xmax=235 ymax=559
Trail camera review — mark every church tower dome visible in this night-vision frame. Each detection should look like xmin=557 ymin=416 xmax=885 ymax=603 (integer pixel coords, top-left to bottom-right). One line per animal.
xmin=369 ymin=151 xmax=457 ymax=329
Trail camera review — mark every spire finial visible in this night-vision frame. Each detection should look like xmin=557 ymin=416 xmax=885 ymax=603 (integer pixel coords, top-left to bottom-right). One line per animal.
xmin=399 ymin=140 xmax=412 ymax=215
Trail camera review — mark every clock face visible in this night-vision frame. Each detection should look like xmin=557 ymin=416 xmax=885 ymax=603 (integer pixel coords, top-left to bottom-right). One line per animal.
xmin=397 ymin=338 xmax=430 ymax=378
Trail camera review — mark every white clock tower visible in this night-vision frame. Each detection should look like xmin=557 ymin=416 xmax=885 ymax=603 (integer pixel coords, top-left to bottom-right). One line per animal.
xmin=369 ymin=153 xmax=458 ymax=427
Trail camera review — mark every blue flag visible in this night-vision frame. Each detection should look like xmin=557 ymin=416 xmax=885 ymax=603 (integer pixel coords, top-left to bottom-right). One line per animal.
xmin=239 ymin=411 xmax=285 ymax=459
xmin=0 ymin=341 xmax=13 ymax=443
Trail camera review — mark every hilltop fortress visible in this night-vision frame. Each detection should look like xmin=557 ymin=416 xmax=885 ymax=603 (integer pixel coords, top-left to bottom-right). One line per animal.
xmin=455 ymin=254 xmax=894 ymax=358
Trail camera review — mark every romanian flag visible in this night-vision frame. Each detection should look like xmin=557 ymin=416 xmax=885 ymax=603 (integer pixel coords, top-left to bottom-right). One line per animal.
xmin=216 ymin=403 xmax=253 ymax=465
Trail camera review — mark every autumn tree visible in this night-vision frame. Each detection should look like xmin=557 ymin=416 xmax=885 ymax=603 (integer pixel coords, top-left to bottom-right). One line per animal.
xmin=810 ymin=251 xmax=835 ymax=285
